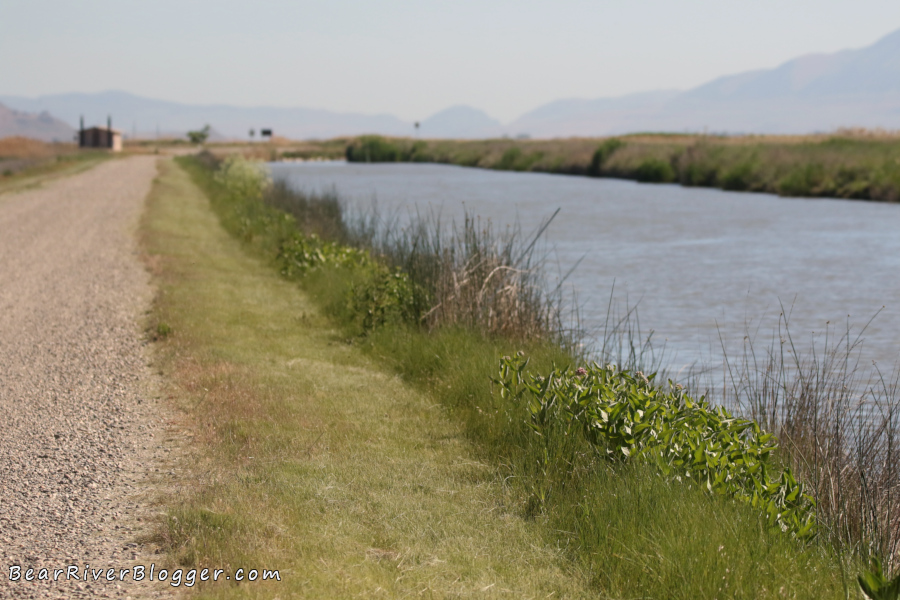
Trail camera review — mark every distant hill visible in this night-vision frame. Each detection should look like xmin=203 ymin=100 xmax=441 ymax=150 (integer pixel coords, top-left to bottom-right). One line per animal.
xmin=0 ymin=103 xmax=74 ymax=142
xmin=0 ymin=91 xmax=414 ymax=141
xmin=0 ymin=92 xmax=507 ymax=141
xmin=419 ymin=106 xmax=504 ymax=139
xmin=508 ymin=91 xmax=680 ymax=138
xmin=510 ymin=28 xmax=900 ymax=136
xmin=684 ymin=28 xmax=900 ymax=100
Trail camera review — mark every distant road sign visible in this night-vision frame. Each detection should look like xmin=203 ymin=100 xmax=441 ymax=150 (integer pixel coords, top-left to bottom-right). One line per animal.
xmin=261 ymin=129 xmax=273 ymax=137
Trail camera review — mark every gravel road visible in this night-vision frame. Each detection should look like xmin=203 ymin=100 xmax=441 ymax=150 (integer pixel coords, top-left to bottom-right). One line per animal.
xmin=0 ymin=157 xmax=175 ymax=599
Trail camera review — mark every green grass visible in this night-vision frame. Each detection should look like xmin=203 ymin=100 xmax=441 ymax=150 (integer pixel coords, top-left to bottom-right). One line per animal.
xmin=345 ymin=326 xmax=857 ymax=600
xmin=142 ymin=158 xmax=599 ymax=598
xmin=144 ymin=154 xmax=866 ymax=598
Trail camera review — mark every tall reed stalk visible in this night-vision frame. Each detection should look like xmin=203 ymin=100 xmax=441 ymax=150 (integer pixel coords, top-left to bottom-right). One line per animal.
xmin=261 ymin=173 xmax=577 ymax=346
xmin=713 ymin=309 xmax=900 ymax=569
xmin=343 ymin=208 xmax=572 ymax=343
xmin=265 ymin=180 xmax=349 ymax=243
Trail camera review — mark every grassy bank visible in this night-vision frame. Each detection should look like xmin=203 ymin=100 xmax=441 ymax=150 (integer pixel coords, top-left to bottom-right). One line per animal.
xmin=341 ymin=132 xmax=900 ymax=202
xmin=141 ymin=152 xmax=884 ymax=598
xmin=143 ymin=158 xmax=601 ymax=598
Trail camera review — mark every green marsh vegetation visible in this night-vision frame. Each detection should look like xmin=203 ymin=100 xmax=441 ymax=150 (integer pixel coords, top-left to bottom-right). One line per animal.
xmin=155 ymin=151 xmax=900 ymax=598
xmin=341 ymin=131 xmax=900 ymax=202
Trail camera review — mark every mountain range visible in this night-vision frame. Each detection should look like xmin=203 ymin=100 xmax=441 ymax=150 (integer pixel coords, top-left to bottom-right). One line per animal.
xmin=0 ymin=103 xmax=74 ymax=142
xmin=3 ymin=27 xmax=900 ymax=141
xmin=507 ymin=27 xmax=900 ymax=137
xmin=0 ymin=92 xmax=412 ymax=141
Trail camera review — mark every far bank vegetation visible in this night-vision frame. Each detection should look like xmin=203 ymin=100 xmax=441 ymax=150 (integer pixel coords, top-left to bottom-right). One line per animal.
xmin=340 ymin=131 xmax=900 ymax=202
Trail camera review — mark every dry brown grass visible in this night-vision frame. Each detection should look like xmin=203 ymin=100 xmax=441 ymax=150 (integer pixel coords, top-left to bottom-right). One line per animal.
xmin=0 ymin=139 xmax=109 ymax=195
xmin=0 ymin=136 xmax=74 ymax=159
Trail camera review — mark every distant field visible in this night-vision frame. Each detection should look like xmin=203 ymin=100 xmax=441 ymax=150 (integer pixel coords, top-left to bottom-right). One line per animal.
xmin=0 ymin=136 xmax=111 ymax=193
xmin=0 ymin=136 xmax=68 ymax=159
xmin=319 ymin=130 xmax=900 ymax=202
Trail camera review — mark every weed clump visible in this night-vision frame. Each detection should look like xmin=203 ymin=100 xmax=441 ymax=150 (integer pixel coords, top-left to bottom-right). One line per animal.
xmin=634 ymin=157 xmax=677 ymax=183
xmin=496 ymin=355 xmax=817 ymax=538
xmin=155 ymin=322 xmax=172 ymax=339
xmin=588 ymin=138 xmax=624 ymax=176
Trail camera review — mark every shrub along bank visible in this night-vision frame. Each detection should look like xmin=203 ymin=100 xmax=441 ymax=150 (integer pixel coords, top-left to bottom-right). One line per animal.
xmin=175 ymin=152 xmax=878 ymax=599
xmin=342 ymin=133 xmax=900 ymax=202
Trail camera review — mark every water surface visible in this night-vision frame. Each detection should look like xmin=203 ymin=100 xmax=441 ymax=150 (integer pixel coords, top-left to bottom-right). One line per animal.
xmin=270 ymin=161 xmax=900 ymax=372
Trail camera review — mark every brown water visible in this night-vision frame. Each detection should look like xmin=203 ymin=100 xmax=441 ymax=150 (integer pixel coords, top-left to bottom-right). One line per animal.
xmin=270 ymin=161 xmax=900 ymax=372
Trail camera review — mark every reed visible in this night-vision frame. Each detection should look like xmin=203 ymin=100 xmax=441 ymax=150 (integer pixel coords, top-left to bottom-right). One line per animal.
xmin=258 ymin=177 xmax=573 ymax=345
xmin=712 ymin=310 xmax=900 ymax=570
xmin=344 ymin=209 xmax=567 ymax=341
xmin=265 ymin=180 xmax=349 ymax=243
xmin=595 ymin=297 xmax=900 ymax=572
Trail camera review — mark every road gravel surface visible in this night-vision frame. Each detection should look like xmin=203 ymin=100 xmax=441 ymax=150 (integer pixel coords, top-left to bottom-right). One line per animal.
xmin=0 ymin=157 xmax=175 ymax=599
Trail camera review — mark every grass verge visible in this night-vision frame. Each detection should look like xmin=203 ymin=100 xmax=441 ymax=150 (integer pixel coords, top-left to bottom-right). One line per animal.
xmin=142 ymin=158 xmax=600 ymax=598
xmin=145 ymin=153 xmax=870 ymax=598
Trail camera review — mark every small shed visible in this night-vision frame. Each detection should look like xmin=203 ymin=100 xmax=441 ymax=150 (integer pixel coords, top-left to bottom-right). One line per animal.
xmin=79 ymin=117 xmax=122 ymax=152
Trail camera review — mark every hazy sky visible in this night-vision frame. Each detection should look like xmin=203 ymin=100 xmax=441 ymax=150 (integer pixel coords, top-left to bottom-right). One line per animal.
xmin=3 ymin=0 xmax=900 ymax=122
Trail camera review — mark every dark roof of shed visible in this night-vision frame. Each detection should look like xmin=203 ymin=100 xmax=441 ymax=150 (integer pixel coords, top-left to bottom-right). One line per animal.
xmin=82 ymin=126 xmax=122 ymax=134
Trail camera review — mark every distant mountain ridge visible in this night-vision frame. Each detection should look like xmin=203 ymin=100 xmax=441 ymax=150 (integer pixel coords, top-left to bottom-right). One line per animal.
xmin=419 ymin=105 xmax=503 ymax=139
xmin=508 ymin=91 xmax=681 ymax=138
xmin=686 ymin=28 xmax=900 ymax=100
xmin=0 ymin=91 xmax=413 ymax=141
xmin=3 ymin=27 xmax=900 ymax=139
xmin=513 ymin=27 xmax=900 ymax=136
xmin=0 ymin=103 xmax=74 ymax=142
